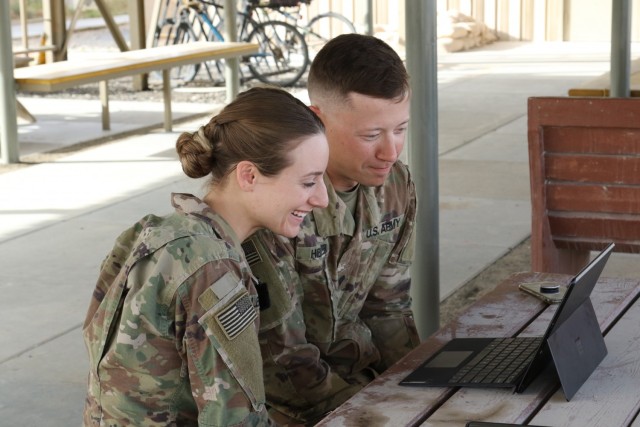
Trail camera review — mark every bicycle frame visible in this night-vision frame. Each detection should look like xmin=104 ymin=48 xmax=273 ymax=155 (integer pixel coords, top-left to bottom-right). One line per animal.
xmin=184 ymin=0 xmax=310 ymax=86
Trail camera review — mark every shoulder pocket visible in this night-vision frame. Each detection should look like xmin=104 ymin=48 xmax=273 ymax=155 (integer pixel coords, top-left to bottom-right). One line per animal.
xmin=198 ymin=272 xmax=265 ymax=410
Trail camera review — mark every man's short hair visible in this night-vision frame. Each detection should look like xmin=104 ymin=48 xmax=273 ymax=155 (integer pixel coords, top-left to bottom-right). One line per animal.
xmin=307 ymin=34 xmax=410 ymax=104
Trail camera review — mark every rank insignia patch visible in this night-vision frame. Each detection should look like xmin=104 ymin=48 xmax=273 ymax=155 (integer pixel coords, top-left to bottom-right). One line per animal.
xmin=241 ymin=240 xmax=262 ymax=266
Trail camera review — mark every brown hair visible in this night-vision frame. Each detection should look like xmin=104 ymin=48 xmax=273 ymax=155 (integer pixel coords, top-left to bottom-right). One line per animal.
xmin=307 ymin=34 xmax=410 ymax=104
xmin=176 ymin=87 xmax=324 ymax=184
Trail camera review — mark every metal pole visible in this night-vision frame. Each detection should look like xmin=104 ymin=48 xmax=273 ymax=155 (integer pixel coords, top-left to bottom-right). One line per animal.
xmin=407 ymin=0 xmax=440 ymax=338
xmin=19 ymin=0 xmax=29 ymax=51
xmin=146 ymin=0 xmax=164 ymax=49
xmin=366 ymin=0 xmax=374 ymax=35
xmin=223 ymin=0 xmax=240 ymax=102
xmin=43 ymin=0 xmax=68 ymax=62
xmin=610 ymin=0 xmax=632 ymax=97
xmin=129 ymin=0 xmax=148 ymax=90
xmin=94 ymin=0 xmax=130 ymax=52
xmin=1 ymin=0 xmax=20 ymax=164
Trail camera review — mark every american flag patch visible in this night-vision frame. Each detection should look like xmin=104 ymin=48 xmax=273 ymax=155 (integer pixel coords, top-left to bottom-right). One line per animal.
xmin=241 ymin=240 xmax=262 ymax=266
xmin=215 ymin=293 xmax=257 ymax=340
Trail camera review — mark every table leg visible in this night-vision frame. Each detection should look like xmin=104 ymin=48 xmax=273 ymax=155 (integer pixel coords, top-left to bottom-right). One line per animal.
xmin=16 ymin=100 xmax=36 ymax=123
xmin=162 ymin=69 xmax=172 ymax=132
xmin=99 ymin=80 xmax=110 ymax=131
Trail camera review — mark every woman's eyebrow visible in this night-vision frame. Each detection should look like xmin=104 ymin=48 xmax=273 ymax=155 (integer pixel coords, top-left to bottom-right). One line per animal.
xmin=303 ymin=171 xmax=325 ymax=178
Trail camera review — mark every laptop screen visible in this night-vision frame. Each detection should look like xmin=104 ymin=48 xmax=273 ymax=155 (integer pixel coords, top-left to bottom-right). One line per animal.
xmin=516 ymin=242 xmax=614 ymax=392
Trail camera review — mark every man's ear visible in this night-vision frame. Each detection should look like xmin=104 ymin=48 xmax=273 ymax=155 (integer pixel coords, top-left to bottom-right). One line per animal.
xmin=236 ymin=160 xmax=258 ymax=191
xmin=309 ymin=104 xmax=321 ymax=115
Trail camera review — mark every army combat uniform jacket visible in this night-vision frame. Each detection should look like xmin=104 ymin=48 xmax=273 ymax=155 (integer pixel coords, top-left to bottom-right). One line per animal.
xmin=83 ymin=193 xmax=271 ymax=427
xmin=246 ymin=162 xmax=420 ymax=424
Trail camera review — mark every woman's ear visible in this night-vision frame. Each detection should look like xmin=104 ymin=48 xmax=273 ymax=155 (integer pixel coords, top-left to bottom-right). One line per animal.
xmin=236 ymin=160 xmax=258 ymax=191
xmin=309 ymin=104 xmax=321 ymax=116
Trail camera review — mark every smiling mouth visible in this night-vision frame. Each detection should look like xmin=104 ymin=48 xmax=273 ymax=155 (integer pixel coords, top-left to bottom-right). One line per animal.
xmin=292 ymin=210 xmax=308 ymax=219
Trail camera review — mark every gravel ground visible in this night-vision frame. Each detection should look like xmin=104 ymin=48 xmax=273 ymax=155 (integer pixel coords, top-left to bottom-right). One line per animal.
xmin=439 ymin=238 xmax=531 ymax=326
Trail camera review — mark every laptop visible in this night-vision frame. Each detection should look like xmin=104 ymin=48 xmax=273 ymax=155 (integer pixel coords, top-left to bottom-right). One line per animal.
xmin=400 ymin=243 xmax=614 ymax=400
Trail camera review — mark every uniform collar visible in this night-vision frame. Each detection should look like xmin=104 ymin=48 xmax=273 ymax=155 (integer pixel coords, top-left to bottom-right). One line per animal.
xmin=312 ymin=176 xmax=382 ymax=237
xmin=171 ymin=192 xmax=243 ymax=252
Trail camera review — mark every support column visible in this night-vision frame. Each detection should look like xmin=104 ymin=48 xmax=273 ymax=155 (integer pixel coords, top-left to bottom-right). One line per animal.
xmin=0 ymin=0 xmax=20 ymax=164
xmin=610 ymin=0 xmax=632 ymax=97
xmin=407 ymin=0 xmax=440 ymax=338
xmin=223 ymin=0 xmax=240 ymax=103
xmin=129 ymin=0 xmax=148 ymax=90
xmin=42 ymin=0 xmax=67 ymax=62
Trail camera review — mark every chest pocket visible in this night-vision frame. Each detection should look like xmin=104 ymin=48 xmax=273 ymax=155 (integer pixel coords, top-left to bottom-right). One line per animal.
xmin=197 ymin=272 xmax=264 ymax=410
xmin=335 ymin=237 xmax=394 ymax=320
xmin=333 ymin=216 xmax=405 ymax=319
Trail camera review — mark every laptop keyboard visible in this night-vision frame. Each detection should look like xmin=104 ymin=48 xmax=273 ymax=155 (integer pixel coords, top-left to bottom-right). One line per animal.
xmin=449 ymin=337 xmax=543 ymax=385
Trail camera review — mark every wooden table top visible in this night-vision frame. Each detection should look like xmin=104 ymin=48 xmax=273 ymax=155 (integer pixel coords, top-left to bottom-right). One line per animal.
xmin=317 ymin=272 xmax=640 ymax=427
xmin=13 ymin=41 xmax=258 ymax=92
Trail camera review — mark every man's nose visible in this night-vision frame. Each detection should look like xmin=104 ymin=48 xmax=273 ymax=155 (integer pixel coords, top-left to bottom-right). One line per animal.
xmin=377 ymin=136 xmax=400 ymax=162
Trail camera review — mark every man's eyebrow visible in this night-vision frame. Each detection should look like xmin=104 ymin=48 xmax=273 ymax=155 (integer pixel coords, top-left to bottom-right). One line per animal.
xmin=361 ymin=120 xmax=411 ymax=132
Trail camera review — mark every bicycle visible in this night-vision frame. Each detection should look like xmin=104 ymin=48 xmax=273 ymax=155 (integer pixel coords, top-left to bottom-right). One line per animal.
xmin=250 ymin=0 xmax=356 ymax=59
xmin=152 ymin=0 xmax=310 ymax=87
xmin=152 ymin=1 xmax=206 ymax=83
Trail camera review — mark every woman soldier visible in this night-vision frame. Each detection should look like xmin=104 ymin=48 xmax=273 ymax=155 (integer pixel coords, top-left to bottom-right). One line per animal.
xmin=82 ymin=87 xmax=328 ymax=426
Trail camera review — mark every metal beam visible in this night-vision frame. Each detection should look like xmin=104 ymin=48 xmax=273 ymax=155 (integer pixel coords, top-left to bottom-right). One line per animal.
xmin=129 ymin=0 xmax=148 ymax=90
xmin=366 ymin=0 xmax=374 ymax=35
xmin=610 ymin=0 xmax=632 ymax=97
xmin=407 ymin=0 xmax=440 ymax=338
xmin=146 ymin=0 xmax=164 ymax=49
xmin=0 ymin=0 xmax=20 ymax=164
xmin=42 ymin=0 xmax=67 ymax=62
xmin=223 ymin=0 xmax=240 ymax=102
xmin=94 ymin=0 xmax=130 ymax=52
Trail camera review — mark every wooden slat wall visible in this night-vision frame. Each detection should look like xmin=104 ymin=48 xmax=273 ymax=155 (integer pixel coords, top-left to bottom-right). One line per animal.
xmin=148 ymin=0 xmax=640 ymax=46
xmin=528 ymin=97 xmax=640 ymax=273
xmin=434 ymin=0 xmax=564 ymax=41
xmin=329 ymin=0 xmax=640 ymax=43
xmin=304 ymin=0 xmax=565 ymax=42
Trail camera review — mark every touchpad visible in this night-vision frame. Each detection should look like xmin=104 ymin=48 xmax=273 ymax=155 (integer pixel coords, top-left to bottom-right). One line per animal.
xmin=425 ymin=350 xmax=473 ymax=368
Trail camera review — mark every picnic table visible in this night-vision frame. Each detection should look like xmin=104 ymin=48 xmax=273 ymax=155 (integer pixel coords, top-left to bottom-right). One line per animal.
xmin=568 ymin=58 xmax=640 ymax=97
xmin=13 ymin=41 xmax=258 ymax=132
xmin=317 ymin=272 xmax=640 ymax=426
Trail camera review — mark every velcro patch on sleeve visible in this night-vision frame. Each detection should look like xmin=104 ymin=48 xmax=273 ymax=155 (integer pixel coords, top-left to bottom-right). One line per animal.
xmin=215 ymin=293 xmax=257 ymax=340
xmin=241 ymin=240 xmax=262 ymax=266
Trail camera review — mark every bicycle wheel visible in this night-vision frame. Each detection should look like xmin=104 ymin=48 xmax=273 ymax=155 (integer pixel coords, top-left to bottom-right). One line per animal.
xmin=170 ymin=24 xmax=201 ymax=83
xmin=245 ymin=20 xmax=309 ymax=87
xmin=305 ymin=12 xmax=356 ymax=58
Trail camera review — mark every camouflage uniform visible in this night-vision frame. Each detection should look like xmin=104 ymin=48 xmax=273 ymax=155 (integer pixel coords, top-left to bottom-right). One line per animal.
xmin=83 ymin=193 xmax=272 ymax=427
xmin=246 ymin=162 xmax=419 ymax=424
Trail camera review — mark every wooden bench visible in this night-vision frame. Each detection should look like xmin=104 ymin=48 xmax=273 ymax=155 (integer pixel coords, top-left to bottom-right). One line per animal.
xmin=317 ymin=272 xmax=640 ymax=426
xmin=567 ymin=58 xmax=640 ymax=98
xmin=527 ymin=97 xmax=640 ymax=274
xmin=13 ymin=41 xmax=258 ymax=132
